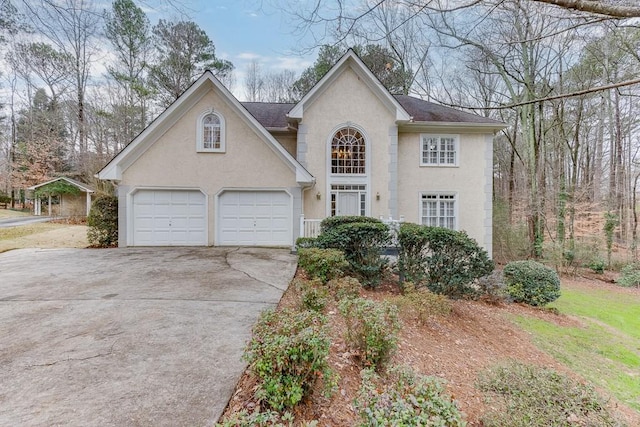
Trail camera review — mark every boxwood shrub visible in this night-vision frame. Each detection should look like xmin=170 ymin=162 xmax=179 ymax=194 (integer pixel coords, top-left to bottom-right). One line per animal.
xmin=503 ymin=260 xmax=561 ymax=306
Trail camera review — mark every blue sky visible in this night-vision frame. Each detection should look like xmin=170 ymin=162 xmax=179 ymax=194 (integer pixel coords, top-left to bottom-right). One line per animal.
xmin=145 ymin=0 xmax=318 ymax=96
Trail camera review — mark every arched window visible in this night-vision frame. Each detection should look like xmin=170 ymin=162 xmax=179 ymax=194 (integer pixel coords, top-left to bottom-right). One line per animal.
xmin=331 ymin=126 xmax=365 ymax=174
xmin=197 ymin=110 xmax=225 ymax=152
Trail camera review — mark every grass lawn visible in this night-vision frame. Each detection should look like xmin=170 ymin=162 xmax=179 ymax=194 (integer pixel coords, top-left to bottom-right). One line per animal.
xmin=0 ymin=222 xmax=60 ymax=241
xmin=0 ymin=209 xmax=31 ymax=219
xmin=513 ymin=282 xmax=640 ymax=412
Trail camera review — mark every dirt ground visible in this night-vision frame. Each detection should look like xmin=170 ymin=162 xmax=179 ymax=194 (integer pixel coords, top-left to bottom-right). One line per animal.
xmin=0 ymin=224 xmax=88 ymax=252
xmin=222 ymin=272 xmax=640 ymax=426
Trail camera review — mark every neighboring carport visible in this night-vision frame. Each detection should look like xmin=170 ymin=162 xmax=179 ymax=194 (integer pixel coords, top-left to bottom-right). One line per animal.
xmin=0 ymin=247 xmax=296 ymax=426
xmin=28 ymin=177 xmax=94 ymax=217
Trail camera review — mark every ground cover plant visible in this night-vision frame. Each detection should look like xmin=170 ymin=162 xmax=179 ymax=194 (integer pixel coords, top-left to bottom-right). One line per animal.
xmin=355 ymin=366 xmax=466 ymax=426
xmin=477 ymin=361 xmax=624 ymax=426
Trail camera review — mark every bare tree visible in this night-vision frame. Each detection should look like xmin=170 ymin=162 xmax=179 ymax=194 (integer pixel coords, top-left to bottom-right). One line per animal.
xmin=244 ymin=59 xmax=265 ymax=102
xmin=22 ymin=0 xmax=100 ymax=172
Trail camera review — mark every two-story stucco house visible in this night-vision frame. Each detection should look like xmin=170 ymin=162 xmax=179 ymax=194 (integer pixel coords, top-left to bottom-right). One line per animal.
xmin=98 ymin=50 xmax=505 ymax=255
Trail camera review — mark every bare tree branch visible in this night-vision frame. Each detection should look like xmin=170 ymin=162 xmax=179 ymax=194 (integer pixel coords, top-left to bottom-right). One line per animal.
xmin=531 ymin=0 xmax=640 ymax=18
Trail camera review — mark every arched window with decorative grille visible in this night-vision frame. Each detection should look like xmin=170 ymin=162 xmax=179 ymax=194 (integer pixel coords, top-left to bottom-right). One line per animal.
xmin=197 ymin=110 xmax=225 ymax=152
xmin=330 ymin=126 xmax=366 ymax=174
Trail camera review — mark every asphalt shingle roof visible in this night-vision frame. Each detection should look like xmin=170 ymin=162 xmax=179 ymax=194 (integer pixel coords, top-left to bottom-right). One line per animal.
xmin=242 ymin=96 xmax=503 ymax=129
xmin=242 ymin=102 xmax=295 ymax=129
xmin=393 ymin=95 xmax=503 ymax=124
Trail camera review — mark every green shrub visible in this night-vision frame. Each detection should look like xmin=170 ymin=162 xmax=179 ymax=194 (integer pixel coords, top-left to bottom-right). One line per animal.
xmin=616 ymin=263 xmax=640 ymax=287
xmin=477 ymin=361 xmax=623 ymax=427
xmin=216 ymin=409 xmax=295 ymax=427
xmin=391 ymin=282 xmax=452 ymax=324
xmin=87 ymin=194 xmax=118 ymax=247
xmin=398 ymin=223 xmax=494 ymax=299
xmin=0 ymin=193 xmax=11 ymax=204
xmin=354 ymin=366 xmax=466 ymax=427
xmin=317 ymin=216 xmax=390 ymax=287
xmin=503 ymin=260 xmax=561 ymax=306
xmin=297 ymin=248 xmax=348 ymax=283
xmin=327 ymin=276 xmax=362 ymax=301
xmin=243 ymin=308 xmax=334 ymax=411
xmin=339 ymin=297 xmax=400 ymax=369
xmin=589 ymin=258 xmax=607 ymax=274
xmin=295 ymin=279 xmax=329 ymax=312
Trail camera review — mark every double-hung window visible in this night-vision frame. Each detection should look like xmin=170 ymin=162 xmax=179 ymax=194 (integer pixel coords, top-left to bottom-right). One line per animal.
xmin=421 ymin=193 xmax=456 ymax=229
xmin=421 ymin=134 xmax=458 ymax=166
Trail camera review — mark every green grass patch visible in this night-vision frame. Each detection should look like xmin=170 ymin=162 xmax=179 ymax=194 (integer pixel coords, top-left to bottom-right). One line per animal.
xmin=512 ymin=284 xmax=640 ymax=412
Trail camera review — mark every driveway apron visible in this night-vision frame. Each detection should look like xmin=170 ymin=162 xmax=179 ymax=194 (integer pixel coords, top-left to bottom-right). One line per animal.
xmin=0 ymin=247 xmax=296 ymax=426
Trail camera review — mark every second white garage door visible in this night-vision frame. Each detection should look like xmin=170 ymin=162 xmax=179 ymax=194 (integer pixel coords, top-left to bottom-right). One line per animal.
xmin=132 ymin=190 xmax=207 ymax=246
xmin=218 ymin=191 xmax=292 ymax=246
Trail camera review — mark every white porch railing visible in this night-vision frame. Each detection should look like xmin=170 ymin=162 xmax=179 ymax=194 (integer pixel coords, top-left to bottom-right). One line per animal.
xmin=299 ymin=215 xmax=405 ymax=242
xmin=299 ymin=215 xmax=323 ymax=238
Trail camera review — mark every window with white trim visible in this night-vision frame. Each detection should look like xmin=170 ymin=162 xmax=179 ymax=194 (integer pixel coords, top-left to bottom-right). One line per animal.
xmin=421 ymin=193 xmax=456 ymax=229
xmin=421 ymin=134 xmax=458 ymax=166
xmin=197 ymin=111 xmax=225 ymax=152
xmin=331 ymin=126 xmax=366 ymax=174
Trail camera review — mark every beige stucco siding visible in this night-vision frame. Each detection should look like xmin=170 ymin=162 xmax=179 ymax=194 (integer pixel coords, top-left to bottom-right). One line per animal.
xmin=397 ymin=131 xmax=493 ymax=254
xmin=121 ymin=84 xmax=299 ymax=245
xmin=272 ymin=133 xmax=297 ymax=157
xmin=300 ymin=66 xmax=397 ymax=219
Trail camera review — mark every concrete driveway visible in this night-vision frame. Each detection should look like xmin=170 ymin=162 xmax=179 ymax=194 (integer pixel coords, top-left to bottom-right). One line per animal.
xmin=0 ymin=247 xmax=296 ymax=426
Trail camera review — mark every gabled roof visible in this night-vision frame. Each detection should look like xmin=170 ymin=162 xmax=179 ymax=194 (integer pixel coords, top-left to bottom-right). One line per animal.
xmin=97 ymin=71 xmax=314 ymax=185
xmin=28 ymin=177 xmax=94 ymax=193
xmin=287 ymin=49 xmax=412 ymax=123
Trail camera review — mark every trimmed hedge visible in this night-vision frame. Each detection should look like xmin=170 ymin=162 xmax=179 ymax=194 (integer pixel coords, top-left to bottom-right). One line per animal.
xmin=398 ymin=223 xmax=494 ymax=298
xmin=317 ymin=216 xmax=390 ymax=287
xmin=503 ymin=260 xmax=561 ymax=306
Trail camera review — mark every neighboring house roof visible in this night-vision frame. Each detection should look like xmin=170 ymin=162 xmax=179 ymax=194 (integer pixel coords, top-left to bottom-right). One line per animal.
xmin=28 ymin=177 xmax=95 ymax=193
xmin=242 ymin=102 xmax=295 ymax=130
xmin=287 ymin=49 xmax=412 ymax=123
xmin=97 ymin=71 xmax=314 ymax=185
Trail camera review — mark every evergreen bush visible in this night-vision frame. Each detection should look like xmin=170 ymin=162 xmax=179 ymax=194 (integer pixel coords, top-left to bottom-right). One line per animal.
xmin=243 ymin=308 xmax=334 ymax=411
xmin=87 ymin=194 xmax=118 ymax=247
xmin=339 ymin=297 xmax=400 ymax=369
xmin=503 ymin=260 xmax=561 ymax=306
xmin=317 ymin=216 xmax=390 ymax=287
xmin=297 ymin=248 xmax=348 ymax=283
xmin=398 ymin=223 xmax=494 ymax=298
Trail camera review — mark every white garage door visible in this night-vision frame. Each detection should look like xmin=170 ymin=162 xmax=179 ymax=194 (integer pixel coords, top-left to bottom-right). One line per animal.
xmin=132 ymin=190 xmax=207 ymax=246
xmin=218 ymin=191 xmax=292 ymax=246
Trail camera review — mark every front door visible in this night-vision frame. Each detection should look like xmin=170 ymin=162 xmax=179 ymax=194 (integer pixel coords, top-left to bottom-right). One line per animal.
xmin=338 ymin=192 xmax=359 ymax=216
